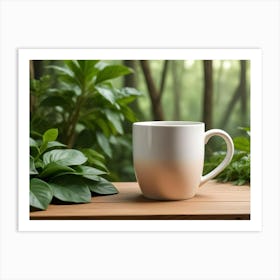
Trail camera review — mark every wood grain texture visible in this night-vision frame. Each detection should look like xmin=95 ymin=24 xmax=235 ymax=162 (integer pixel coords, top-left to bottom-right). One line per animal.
xmin=30 ymin=181 xmax=250 ymax=220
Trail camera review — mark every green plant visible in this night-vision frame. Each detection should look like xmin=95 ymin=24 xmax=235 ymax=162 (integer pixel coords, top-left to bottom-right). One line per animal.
xmin=30 ymin=60 xmax=141 ymax=176
xmin=203 ymin=127 xmax=250 ymax=185
xmin=30 ymin=128 xmax=118 ymax=210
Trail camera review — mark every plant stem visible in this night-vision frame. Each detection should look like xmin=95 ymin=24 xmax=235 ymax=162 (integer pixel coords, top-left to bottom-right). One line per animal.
xmin=66 ymin=78 xmax=87 ymax=148
xmin=66 ymin=95 xmax=84 ymax=148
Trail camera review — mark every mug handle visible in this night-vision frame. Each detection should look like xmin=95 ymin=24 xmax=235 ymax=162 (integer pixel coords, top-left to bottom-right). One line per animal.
xmin=200 ymin=129 xmax=234 ymax=186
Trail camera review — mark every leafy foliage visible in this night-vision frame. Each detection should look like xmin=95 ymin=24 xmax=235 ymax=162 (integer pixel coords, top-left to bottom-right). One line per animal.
xmin=30 ymin=129 xmax=118 ymax=210
xmin=30 ymin=60 xmax=141 ymax=178
xmin=203 ymin=127 xmax=250 ymax=185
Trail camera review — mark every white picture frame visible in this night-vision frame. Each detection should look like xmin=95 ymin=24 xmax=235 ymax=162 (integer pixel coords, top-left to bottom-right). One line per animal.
xmin=18 ymin=48 xmax=262 ymax=232
xmin=1 ymin=1 xmax=279 ymax=279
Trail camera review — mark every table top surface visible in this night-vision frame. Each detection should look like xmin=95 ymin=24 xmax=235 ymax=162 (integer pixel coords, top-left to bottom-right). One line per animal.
xmin=30 ymin=181 xmax=250 ymax=220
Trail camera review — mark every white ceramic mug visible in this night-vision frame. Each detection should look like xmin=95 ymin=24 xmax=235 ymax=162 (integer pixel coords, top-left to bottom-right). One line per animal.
xmin=133 ymin=121 xmax=234 ymax=200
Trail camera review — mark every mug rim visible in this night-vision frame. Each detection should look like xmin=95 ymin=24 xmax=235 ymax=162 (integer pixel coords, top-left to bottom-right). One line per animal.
xmin=133 ymin=121 xmax=204 ymax=127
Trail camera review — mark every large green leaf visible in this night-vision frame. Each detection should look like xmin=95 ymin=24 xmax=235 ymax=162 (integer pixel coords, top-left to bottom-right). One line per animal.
xmin=43 ymin=128 xmax=58 ymax=143
xmin=115 ymin=87 xmax=142 ymax=104
xmin=95 ymin=118 xmax=111 ymax=137
xmin=104 ymin=109 xmax=123 ymax=134
xmin=30 ymin=156 xmax=38 ymax=175
xmin=46 ymin=141 xmax=67 ymax=150
xmin=81 ymin=148 xmax=108 ymax=172
xmin=87 ymin=179 xmax=118 ymax=195
xmin=49 ymin=175 xmax=91 ymax=203
xmin=95 ymin=65 xmax=132 ymax=84
xmin=40 ymin=128 xmax=59 ymax=154
xmin=95 ymin=61 xmax=108 ymax=70
xmin=95 ymin=85 xmax=115 ymax=104
xmin=87 ymin=158 xmax=108 ymax=172
xmin=40 ymin=163 xmax=75 ymax=178
xmin=96 ymin=132 xmax=112 ymax=158
xmin=30 ymin=178 xmax=53 ymax=210
xmin=49 ymin=167 xmax=101 ymax=182
xmin=120 ymin=105 xmax=138 ymax=122
xmin=43 ymin=149 xmax=87 ymax=166
xmin=74 ymin=165 xmax=107 ymax=177
xmin=81 ymin=148 xmax=105 ymax=162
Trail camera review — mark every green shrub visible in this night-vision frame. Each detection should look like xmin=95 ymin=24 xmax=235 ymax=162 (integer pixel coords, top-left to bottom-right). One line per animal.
xmin=30 ymin=60 xmax=141 ymax=178
xmin=30 ymin=128 xmax=118 ymax=210
xmin=203 ymin=127 xmax=250 ymax=185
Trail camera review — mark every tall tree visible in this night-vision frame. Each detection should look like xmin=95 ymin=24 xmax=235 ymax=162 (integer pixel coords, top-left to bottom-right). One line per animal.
xmin=203 ymin=60 xmax=213 ymax=130
xmin=215 ymin=60 xmax=224 ymax=107
xmin=172 ymin=60 xmax=184 ymax=120
xmin=240 ymin=60 xmax=247 ymax=123
xmin=30 ymin=60 xmax=36 ymax=115
xmin=220 ymin=60 xmax=247 ymax=128
xmin=33 ymin=60 xmax=43 ymax=79
xmin=140 ymin=60 xmax=169 ymax=120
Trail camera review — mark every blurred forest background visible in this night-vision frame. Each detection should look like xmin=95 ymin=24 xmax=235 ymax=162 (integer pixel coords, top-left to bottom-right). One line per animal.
xmin=30 ymin=60 xmax=250 ymax=183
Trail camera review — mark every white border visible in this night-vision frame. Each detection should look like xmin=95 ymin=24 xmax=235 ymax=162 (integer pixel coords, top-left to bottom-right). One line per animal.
xmin=18 ymin=49 xmax=262 ymax=231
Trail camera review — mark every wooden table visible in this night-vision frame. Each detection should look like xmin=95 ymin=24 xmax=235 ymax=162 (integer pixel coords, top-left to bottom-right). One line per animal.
xmin=30 ymin=181 xmax=250 ymax=220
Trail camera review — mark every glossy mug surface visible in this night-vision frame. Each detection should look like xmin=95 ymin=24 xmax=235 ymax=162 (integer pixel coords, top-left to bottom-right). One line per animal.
xmin=133 ymin=121 xmax=234 ymax=200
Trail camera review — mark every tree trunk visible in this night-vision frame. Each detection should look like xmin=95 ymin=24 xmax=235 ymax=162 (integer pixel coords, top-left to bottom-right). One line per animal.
xmin=240 ymin=60 xmax=247 ymax=123
xmin=220 ymin=60 xmax=247 ymax=128
xmin=172 ymin=61 xmax=183 ymax=120
xmin=30 ymin=60 xmax=36 ymax=116
xmin=215 ymin=60 xmax=224 ymax=106
xmin=159 ymin=60 xmax=169 ymax=99
xmin=33 ymin=60 xmax=43 ymax=79
xmin=203 ymin=60 xmax=213 ymax=130
xmin=140 ymin=60 xmax=166 ymax=120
